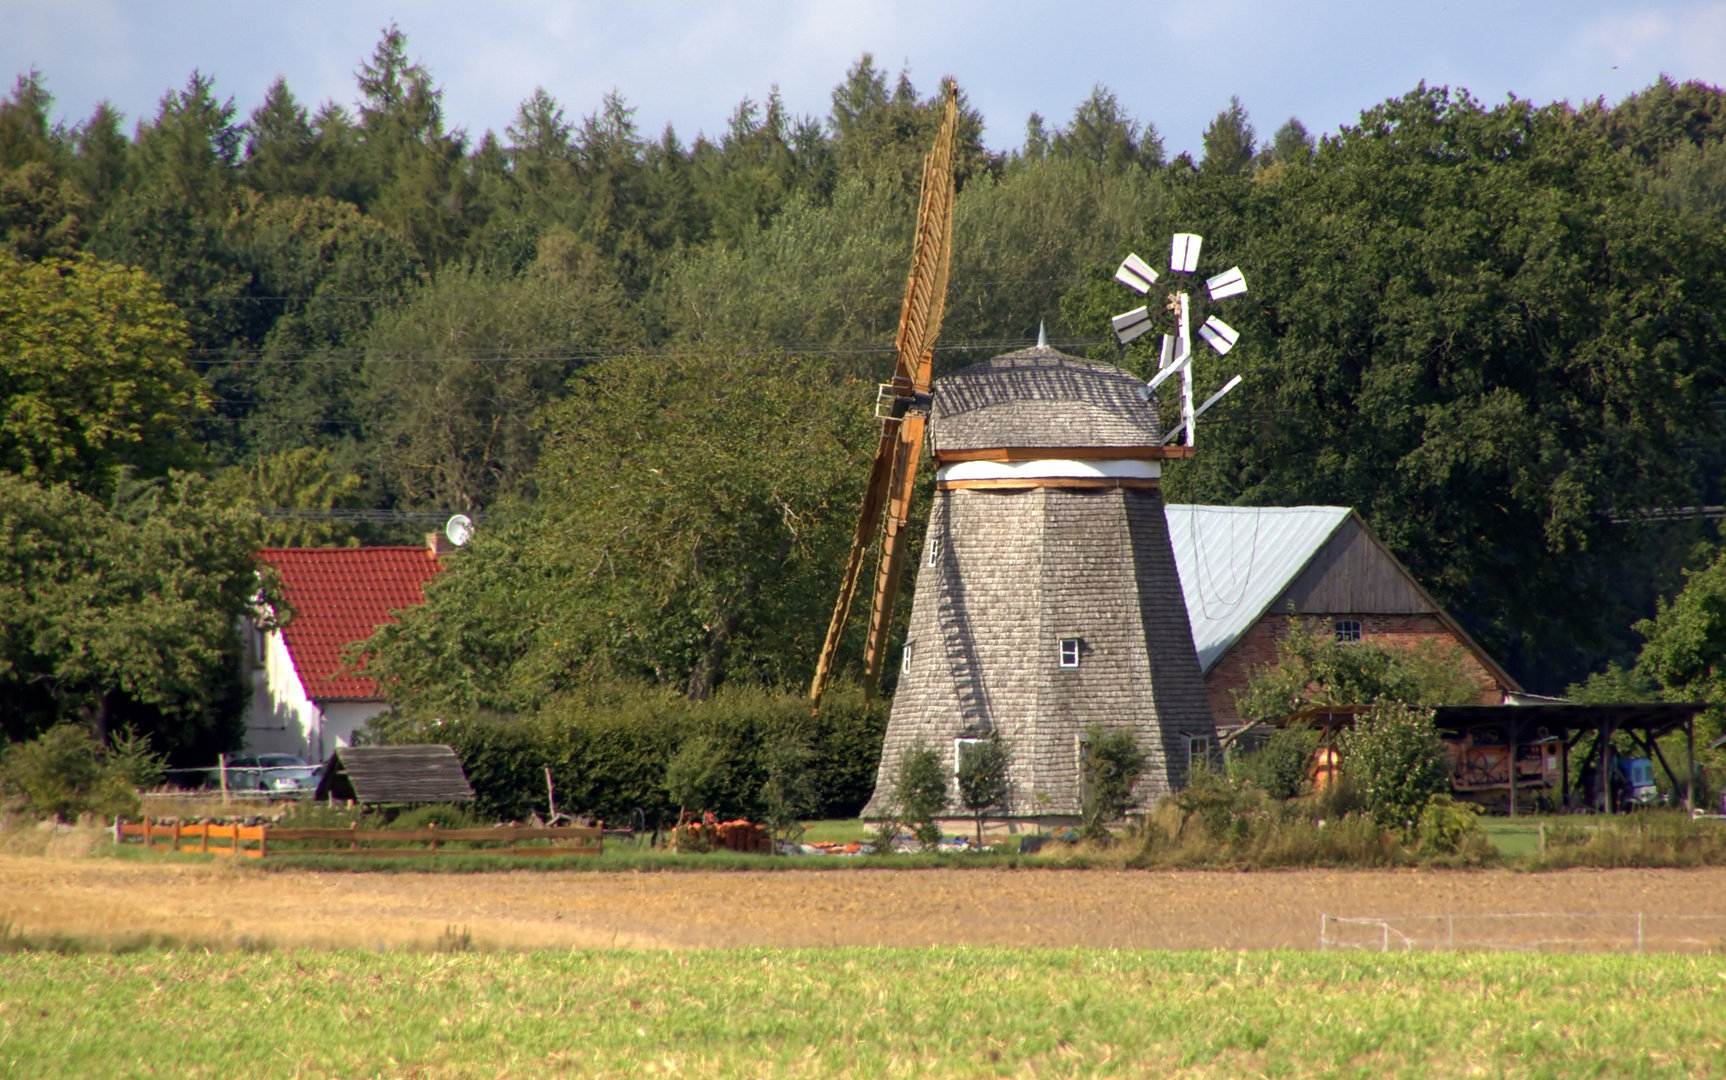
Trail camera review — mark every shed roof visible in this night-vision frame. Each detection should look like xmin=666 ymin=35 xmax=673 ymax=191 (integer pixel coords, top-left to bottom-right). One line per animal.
xmin=259 ymin=546 xmax=444 ymax=700
xmin=314 ymin=744 xmax=475 ymax=804
xmin=931 ymin=345 xmax=1161 ymax=451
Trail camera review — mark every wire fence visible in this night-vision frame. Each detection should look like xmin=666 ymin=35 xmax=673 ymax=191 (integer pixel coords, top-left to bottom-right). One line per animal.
xmin=1320 ymin=912 xmax=1726 ymax=954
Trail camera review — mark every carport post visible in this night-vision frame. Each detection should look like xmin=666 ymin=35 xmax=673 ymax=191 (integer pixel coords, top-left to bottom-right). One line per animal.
xmin=1507 ymin=717 xmax=1518 ymax=818
xmin=1602 ymin=720 xmax=1614 ymax=816
xmin=1687 ymin=714 xmax=1696 ymax=815
xmin=1561 ymin=729 xmax=1570 ymax=811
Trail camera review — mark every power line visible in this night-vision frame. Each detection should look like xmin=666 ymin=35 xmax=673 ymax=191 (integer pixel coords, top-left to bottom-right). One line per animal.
xmin=190 ymin=337 xmax=1114 ymax=365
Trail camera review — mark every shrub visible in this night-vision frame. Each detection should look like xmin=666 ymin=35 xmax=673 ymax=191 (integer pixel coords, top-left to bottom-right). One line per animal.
xmin=1415 ymin=795 xmax=1484 ymax=856
xmin=892 ymin=742 xmax=949 ymax=850
xmin=1081 ymin=725 xmax=1147 ymax=841
xmin=0 ymin=724 xmax=160 ymax=821
xmin=1227 ymin=728 xmax=1317 ymax=800
xmin=955 ymin=736 xmax=1010 ymax=845
xmin=389 ymin=804 xmax=477 ymax=831
xmin=373 ymin=684 xmax=887 ymax=826
xmin=758 ymin=731 xmax=817 ymax=844
xmin=665 ymin=734 xmax=725 ymax=822
xmin=1338 ymin=703 xmax=1448 ymax=831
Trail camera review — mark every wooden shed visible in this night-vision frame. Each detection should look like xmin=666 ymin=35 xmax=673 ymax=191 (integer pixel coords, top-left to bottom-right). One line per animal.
xmin=314 ymin=744 xmax=475 ymax=804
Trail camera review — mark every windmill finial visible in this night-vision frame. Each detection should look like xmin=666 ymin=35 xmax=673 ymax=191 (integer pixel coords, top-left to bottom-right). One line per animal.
xmin=1037 ymin=321 xmax=1048 ymax=348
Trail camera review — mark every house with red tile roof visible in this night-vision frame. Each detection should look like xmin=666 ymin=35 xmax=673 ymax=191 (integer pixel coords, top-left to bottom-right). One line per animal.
xmin=244 ymin=538 xmax=447 ymax=760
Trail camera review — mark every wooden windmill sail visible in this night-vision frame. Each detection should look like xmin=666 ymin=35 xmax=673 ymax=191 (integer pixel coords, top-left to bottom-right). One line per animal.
xmin=809 ymin=82 xmax=961 ymax=710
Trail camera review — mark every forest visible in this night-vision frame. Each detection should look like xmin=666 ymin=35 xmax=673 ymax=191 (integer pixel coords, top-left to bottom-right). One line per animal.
xmin=8 ymin=24 xmax=1726 ymax=764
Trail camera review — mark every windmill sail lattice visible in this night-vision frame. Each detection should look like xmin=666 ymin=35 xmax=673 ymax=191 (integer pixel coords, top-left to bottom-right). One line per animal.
xmin=810 ymin=82 xmax=961 ymax=711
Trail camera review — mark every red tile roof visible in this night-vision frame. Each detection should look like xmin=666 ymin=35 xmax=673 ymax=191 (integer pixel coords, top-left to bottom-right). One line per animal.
xmin=259 ymin=546 xmax=444 ymax=700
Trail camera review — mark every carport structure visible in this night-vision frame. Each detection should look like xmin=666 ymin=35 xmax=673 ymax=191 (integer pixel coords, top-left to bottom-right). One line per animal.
xmin=1431 ymin=703 xmax=1708 ymax=816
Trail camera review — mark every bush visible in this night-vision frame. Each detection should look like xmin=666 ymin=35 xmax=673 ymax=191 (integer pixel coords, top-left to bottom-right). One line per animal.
xmin=758 ymin=731 xmax=817 ymax=844
xmin=371 ymin=684 xmax=887 ymax=826
xmin=1337 ymin=703 xmax=1448 ymax=832
xmin=1081 ymin=725 xmax=1147 ymax=841
xmin=389 ymin=804 xmax=477 ymax=831
xmin=1415 ymin=795 xmax=1485 ymax=857
xmin=956 ymin=736 xmax=1010 ymax=845
xmin=1227 ymin=728 xmax=1317 ymax=800
xmin=0 ymin=724 xmax=161 ymax=821
xmin=892 ymin=743 xmax=949 ymax=851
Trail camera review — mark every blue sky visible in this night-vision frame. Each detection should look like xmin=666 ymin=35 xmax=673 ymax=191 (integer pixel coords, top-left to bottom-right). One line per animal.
xmin=6 ymin=1 xmax=1726 ymax=157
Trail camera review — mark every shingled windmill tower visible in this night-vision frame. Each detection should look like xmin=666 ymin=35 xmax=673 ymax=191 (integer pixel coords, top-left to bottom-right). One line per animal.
xmin=807 ymin=91 xmax=1248 ymax=824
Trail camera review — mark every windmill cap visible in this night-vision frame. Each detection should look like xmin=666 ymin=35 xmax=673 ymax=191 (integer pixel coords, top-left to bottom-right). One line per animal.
xmin=931 ymin=346 xmax=1162 ymax=452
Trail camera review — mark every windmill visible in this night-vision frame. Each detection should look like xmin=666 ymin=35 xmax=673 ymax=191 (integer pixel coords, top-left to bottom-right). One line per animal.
xmin=1108 ymin=233 xmax=1247 ymax=449
xmin=809 ymin=81 xmax=961 ymax=711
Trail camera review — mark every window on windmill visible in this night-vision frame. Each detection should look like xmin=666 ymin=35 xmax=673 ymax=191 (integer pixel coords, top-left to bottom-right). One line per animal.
xmin=1058 ymin=638 xmax=1081 ymax=668
xmin=927 ymin=535 xmax=942 ymax=566
xmin=1334 ymin=619 xmax=1362 ymax=643
xmin=901 ymin=642 xmax=915 ymax=675
xmin=954 ymin=738 xmax=992 ymax=780
xmin=1187 ymin=736 xmax=1213 ymax=774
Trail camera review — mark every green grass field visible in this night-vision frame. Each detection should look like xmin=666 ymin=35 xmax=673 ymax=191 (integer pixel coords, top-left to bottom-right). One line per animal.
xmin=3 ymin=948 xmax=1724 ymax=1078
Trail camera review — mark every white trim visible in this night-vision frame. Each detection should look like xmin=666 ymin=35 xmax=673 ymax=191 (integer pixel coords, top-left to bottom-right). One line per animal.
xmin=935 ymin=458 xmax=1161 ymax=483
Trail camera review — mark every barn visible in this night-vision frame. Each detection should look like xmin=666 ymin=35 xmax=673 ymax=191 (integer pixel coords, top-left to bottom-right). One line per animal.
xmin=1164 ymin=504 xmax=1519 ymax=731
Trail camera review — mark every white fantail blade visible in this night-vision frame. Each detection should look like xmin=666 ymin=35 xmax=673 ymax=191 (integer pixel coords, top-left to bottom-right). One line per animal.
xmin=1114 ymin=252 xmax=1159 ymax=294
xmin=1145 ymin=349 xmax=1191 ymax=394
xmin=1198 ymin=315 xmax=1240 ymax=355
xmin=1170 ymin=233 xmax=1203 ymax=273
xmin=1192 ymin=374 xmax=1244 ymax=422
xmin=1158 ymin=333 xmax=1175 ymax=369
xmin=1111 ymin=306 xmax=1153 ymax=344
xmin=1206 ymin=266 xmax=1248 ymax=301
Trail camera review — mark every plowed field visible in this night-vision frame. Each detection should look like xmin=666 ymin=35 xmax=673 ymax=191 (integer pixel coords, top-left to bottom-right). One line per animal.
xmin=5 ymin=854 xmax=1724 ymax=951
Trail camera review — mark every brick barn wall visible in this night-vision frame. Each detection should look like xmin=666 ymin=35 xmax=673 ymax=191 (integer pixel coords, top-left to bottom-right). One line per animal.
xmin=1205 ymin=613 xmax=1505 ymax=727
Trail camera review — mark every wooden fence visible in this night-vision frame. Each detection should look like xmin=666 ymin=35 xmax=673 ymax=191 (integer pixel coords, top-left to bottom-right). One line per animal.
xmin=116 ymin=819 xmax=266 ymax=858
xmin=115 ymin=818 xmax=602 ymax=859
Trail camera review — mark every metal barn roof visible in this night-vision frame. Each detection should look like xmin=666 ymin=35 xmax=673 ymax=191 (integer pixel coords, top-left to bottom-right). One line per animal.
xmin=1164 ymin=504 xmax=1352 ymax=673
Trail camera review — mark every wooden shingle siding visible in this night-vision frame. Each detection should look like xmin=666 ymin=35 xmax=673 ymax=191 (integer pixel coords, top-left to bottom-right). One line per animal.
xmin=315 ymin=744 xmax=476 ymax=804
xmin=1281 ymin=517 xmax=1430 ymax=614
xmin=933 ymin=348 xmax=1163 ymax=451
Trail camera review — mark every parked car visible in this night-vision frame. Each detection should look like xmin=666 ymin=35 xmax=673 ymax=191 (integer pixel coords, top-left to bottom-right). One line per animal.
xmin=1615 ymin=757 xmax=1660 ymax=808
xmin=215 ymin=754 xmax=323 ymax=797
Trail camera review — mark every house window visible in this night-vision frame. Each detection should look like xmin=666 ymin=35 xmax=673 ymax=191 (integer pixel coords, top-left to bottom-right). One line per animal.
xmin=901 ymin=642 xmax=914 ymax=675
xmin=927 ymin=535 xmax=943 ymax=566
xmin=1334 ymin=619 xmax=1362 ymax=643
xmin=1188 ymin=736 xmax=1212 ymax=774
xmin=1058 ymin=638 xmax=1081 ymax=668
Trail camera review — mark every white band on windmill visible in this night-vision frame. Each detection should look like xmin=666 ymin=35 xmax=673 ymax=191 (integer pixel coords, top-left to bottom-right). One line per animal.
xmin=1198 ymin=315 xmax=1240 ymax=355
xmin=1114 ymin=252 xmax=1159 ymax=294
xmin=1170 ymin=233 xmax=1203 ymax=273
xmin=1111 ymin=305 xmax=1154 ymax=344
xmin=1205 ymin=266 xmax=1248 ymax=301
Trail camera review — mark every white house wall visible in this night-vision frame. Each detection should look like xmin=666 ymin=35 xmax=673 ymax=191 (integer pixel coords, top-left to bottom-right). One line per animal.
xmin=243 ymin=627 xmax=388 ymax=761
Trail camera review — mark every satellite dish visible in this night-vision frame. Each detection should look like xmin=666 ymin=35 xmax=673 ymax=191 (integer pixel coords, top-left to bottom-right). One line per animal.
xmin=445 ymin=514 xmax=474 ymax=547
xmin=1109 ymin=232 xmax=1248 ymax=448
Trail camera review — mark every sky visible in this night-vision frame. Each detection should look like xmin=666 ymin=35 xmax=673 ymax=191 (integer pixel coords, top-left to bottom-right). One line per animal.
xmin=5 ymin=1 xmax=1726 ymax=157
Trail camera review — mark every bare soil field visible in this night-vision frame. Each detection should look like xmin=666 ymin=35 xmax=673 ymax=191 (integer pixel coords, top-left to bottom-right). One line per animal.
xmin=5 ymin=853 xmax=1726 ymax=951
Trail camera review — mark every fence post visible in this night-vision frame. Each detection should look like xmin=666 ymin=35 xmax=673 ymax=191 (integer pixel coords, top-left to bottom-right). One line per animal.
xmin=1637 ymin=912 xmax=1644 ymax=955
xmin=1538 ymin=822 xmax=1546 ymax=858
xmin=1382 ymin=921 xmax=1389 ymax=952
xmin=1319 ymin=913 xmax=1327 ymax=950
xmin=1448 ymin=915 xmax=1454 ymax=950
xmin=219 ymin=753 xmax=228 ymax=805
xmin=349 ymin=820 xmax=358 ymax=853
xmin=430 ymin=821 xmax=439 ymax=854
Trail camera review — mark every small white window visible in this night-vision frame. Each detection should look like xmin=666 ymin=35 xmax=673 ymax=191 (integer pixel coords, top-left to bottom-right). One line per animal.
xmin=953 ymin=737 xmax=991 ymax=779
xmin=901 ymin=642 xmax=914 ymax=675
xmin=1334 ymin=619 xmax=1362 ymax=643
xmin=927 ymin=535 xmax=943 ymax=566
xmin=1188 ymin=736 xmax=1212 ymax=773
xmin=1058 ymin=638 xmax=1081 ymax=668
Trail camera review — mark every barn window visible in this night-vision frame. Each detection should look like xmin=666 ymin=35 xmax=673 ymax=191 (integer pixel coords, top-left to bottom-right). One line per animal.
xmin=927 ymin=535 xmax=943 ymax=566
xmin=1187 ymin=736 xmax=1213 ymax=774
xmin=901 ymin=642 xmax=914 ymax=675
xmin=1058 ymin=638 xmax=1081 ymax=668
xmin=1334 ymin=620 xmax=1362 ymax=643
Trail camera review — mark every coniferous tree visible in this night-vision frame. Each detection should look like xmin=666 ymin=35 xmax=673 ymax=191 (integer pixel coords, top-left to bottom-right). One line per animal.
xmin=1201 ymin=96 xmax=1256 ymax=174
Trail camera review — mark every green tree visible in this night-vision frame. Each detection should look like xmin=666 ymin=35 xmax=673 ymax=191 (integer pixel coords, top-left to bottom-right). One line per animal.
xmin=208 ymin=445 xmax=365 ymax=547
xmin=1235 ymin=617 xmax=1482 ymax=722
xmin=1633 ymin=548 xmax=1726 ymax=704
xmin=759 ymin=730 xmax=817 ymax=845
xmin=891 ymin=742 xmax=948 ymax=850
xmin=1080 ymin=725 xmax=1148 ymax=840
xmin=0 ymin=252 xmax=207 ymax=488
xmin=1201 ymin=96 xmax=1256 ymax=174
xmin=1338 ymin=703 xmax=1448 ymax=830
xmin=955 ymin=735 xmax=1010 ymax=845
xmin=0 ymin=472 xmax=278 ymax=760
xmin=0 ymin=723 xmax=156 ymax=820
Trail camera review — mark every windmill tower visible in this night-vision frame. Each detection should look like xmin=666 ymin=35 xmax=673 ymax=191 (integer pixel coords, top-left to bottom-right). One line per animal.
xmin=807 ymin=93 xmax=1249 ymax=823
